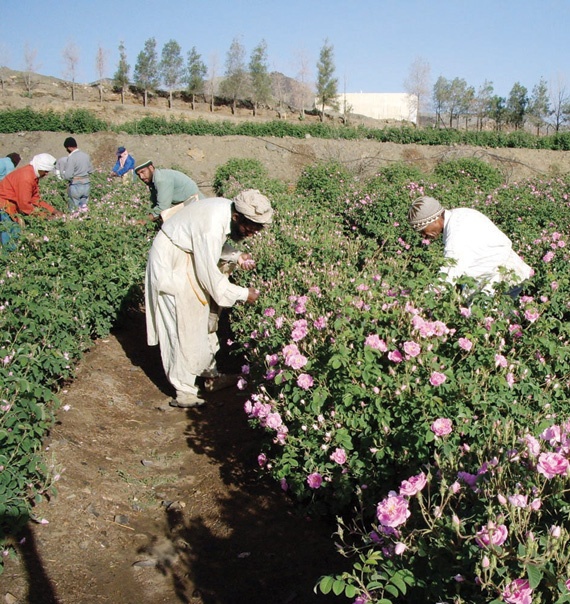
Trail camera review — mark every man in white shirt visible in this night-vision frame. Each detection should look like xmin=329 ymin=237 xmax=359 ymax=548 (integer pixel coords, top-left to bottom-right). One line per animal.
xmin=408 ymin=196 xmax=532 ymax=295
xmin=145 ymin=189 xmax=273 ymax=408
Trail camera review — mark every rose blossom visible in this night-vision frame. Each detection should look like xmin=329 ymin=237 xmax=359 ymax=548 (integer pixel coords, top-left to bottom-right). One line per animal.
xmin=431 ymin=418 xmax=452 ymax=436
xmin=376 ymin=493 xmax=411 ymax=528
xmin=297 ymin=373 xmax=314 ymax=390
xmin=475 ymin=522 xmax=508 ymax=548
xmin=330 ymin=448 xmax=347 ymax=465
xmin=429 ymin=371 xmax=446 ymax=386
xmin=536 ymin=451 xmax=569 ymax=479
xmin=307 ymin=472 xmax=323 ymax=489
xmin=399 ymin=472 xmax=427 ymax=497
xmin=388 ymin=350 xmax=403 ymax=363
xmin=394 ymin=542 xmax=407 ymax=555
xmin=507 ymin=494 xmax=528 ymax=508
xmin=458 ymin=337 xmax=473 ymax=351
xmin=495 ymin=354 xmax=508 ymax=368
xmin=403 ymin=341 xmax=421 ymax=357
xmin=364 ymin=334 xmax=387 ymax=351
xmin=502 ymin=578 xmax=532 ymax=604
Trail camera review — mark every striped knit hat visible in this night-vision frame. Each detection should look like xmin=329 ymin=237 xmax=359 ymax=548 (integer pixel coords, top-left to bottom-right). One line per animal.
xmin=408 ymin=196 xmax=444 ymax=231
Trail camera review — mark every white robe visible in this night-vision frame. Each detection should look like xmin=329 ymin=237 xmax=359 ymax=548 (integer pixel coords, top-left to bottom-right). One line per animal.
xmin=441 ymin=208 xmax=532 ymax=291
xmin=145 ymin=198 xmax=249 ymax=395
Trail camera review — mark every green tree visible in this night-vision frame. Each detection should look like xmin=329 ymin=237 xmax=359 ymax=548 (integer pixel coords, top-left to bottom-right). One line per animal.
xmin=134 ymin=37 xmax=159 ymax=107
xmin=160 ymin=39 xmax=184 ymax=109
xmin=113 ymin=41 xmax=130 ymax=105
xmin=527 ymin=77 xmax=551 ymax=135
xmin=446 ymin=77 xmax=470 ymax=128
xmin=432 ymin=76 xmax=449 ymax=127
xmin=248 ymin=39 xmax=272 ymax=117
xmin=220 ymin=37 xmax=247 ymax=115
xmin=489 ymin=95 xmax=507 ymax=131
xmin=185 ymin=46 xmax=206 ymax=110
xmin=315 ymin=39 xmax=338 ymax=122
xmin=506 ymin=82 xmax=528 ymax=130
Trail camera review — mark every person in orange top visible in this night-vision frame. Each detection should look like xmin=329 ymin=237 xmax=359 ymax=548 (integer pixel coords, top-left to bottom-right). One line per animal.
xmin=0 ymin=153 xmax=61 ymax=248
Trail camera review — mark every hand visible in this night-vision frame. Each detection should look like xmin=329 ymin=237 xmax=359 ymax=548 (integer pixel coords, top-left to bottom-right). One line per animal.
xmin=238 ymin=253 xmax=256 ymax=270
xmin=246 ymin=287 xmax=260 ymax=304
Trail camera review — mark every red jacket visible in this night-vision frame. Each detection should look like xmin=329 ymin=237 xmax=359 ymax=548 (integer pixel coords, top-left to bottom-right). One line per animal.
xmin=0 ymin=164 xmax=56 ymax=216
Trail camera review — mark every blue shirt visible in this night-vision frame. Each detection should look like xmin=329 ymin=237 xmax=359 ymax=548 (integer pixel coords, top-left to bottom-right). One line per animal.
xmin=112 ymin=154 xmax=135 ymax=177
xmin=0 ymin=157 xmax=17 ymax=181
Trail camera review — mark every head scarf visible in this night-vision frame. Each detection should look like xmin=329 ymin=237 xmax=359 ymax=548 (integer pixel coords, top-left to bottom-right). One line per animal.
xmin=234 ymin=189 xmax=273 ymax=224
xmin=6 ymin=152 xmax=21 ymax=167
xmin=30 ymin=153 xmax=56 ymax=176
xmin=408 ymin=196 xmax=444 ymax=231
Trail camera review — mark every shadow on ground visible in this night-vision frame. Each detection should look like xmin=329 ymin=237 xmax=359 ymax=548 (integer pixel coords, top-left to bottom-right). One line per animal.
xmin=116 ymin=309 xmax=344 ymax=604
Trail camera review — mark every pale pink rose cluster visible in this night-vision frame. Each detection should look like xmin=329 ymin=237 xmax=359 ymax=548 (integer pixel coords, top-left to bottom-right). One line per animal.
xmin=244 ymin=397 xmax=289 ymax=444
xmin=291 ymin=318 xmax=308 ymax=341
xmin=282 ymin=343 xmax=308 ymax=369
xmin=458 ymin=337 xmax=473 ymax=351
xmin=411 ymin=315 xmax=452 ymax=339
xmin=307 ymin=472 xmax=323 ymax=489
xmin=536 ymin=451 xmax=569 ymax=479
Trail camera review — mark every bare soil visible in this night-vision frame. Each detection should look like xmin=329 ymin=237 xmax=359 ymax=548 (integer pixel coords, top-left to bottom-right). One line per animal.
xmin=2 ymin=74 xmax=570 ymax=604
xmin=2 ymin=309 xmax=344 ymax=604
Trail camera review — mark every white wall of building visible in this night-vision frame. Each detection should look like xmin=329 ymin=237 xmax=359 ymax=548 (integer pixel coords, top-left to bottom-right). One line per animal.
xmin=320 ymin=92 xmax=418 ymax=124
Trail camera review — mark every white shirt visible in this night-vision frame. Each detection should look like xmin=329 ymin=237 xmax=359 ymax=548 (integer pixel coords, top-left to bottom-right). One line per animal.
xmin=441 ymin=208 xmax=532 ymax=289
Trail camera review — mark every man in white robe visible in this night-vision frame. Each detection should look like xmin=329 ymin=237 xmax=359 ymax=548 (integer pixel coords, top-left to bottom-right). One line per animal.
xmin=408 ymin=196 xmax=532 ymax=295
xmin=145 ymin=189 xmax=273 ymax=408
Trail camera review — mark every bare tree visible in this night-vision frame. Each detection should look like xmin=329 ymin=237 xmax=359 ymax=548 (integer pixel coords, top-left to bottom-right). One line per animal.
xmin=0 ymin=44 xmax=10 ymax=95
xmin=23 ymin=44 xmax=39 ymax=97
xmin=549 ymin=74 xmax=570 ymax=133
xmin=62 ymin=40 xmax=80 ymax=101
xmin=404 ymin=57 xmax=431 ymax=127
xmin=207 ymin=53 xmax=219 ymax=112
xmin=292 ymin=48 xmax=313 ymax=119
xmin=95 ymin=45 xmax=107 ymax=102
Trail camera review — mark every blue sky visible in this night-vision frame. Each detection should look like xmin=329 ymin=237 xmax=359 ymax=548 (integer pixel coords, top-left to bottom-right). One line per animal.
xmin=1 ymin=0 xmax=568 ymax=98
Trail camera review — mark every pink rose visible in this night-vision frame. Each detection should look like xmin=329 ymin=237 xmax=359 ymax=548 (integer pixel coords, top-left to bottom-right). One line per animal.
xmin=388 ymin=350 xmax=403 ymax=363
xmin=399 ymin=472 xmax=427 ymax=497
xmin=307 ymin=472 xmax=323 ymax=489
xmin=394 ymin=542 xmax=407 ymax=555
xmin=296 ymin=373 xmax=314 ymax=390
xmin=330 ymin=448 xmax=347 ymax=465
xmin=403 ymin=341 xmax=421 ymax=358
xmin=502 ymin=578 xmax=532 ymax=604
xmin=458 ymin=337 xmax=473 ymax=351
xmin=475 ymin=522 xmax=508 ymax=548
xmin=537 ymin=452 xmax=569 ymax=479
xmin=495 ymin=354 xmax=508 ymax=368
xmin=429 ymin=371 xmax=446 ymax=386
xmin=376 ymin=493 xmax=411 ymax=528
xmin=431 ymin=418 xmax=452 ymax=436
xmin=364 ymin=334 xmax=387 ymax=351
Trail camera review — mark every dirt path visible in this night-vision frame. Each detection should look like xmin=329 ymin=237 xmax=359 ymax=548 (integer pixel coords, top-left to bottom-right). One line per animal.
xmin=2 ymin=310 xmax=342 ymax=604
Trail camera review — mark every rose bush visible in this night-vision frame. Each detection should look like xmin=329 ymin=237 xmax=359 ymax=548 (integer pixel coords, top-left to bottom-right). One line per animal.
xmin=227 ymin=159 xmax=570 ymax=602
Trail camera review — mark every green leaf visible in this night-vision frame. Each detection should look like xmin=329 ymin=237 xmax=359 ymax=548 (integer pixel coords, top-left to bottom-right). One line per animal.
xmin=332 ymin=579 xmax=346 ymax=596
xmin=526 ymin=564 xmax=543 ymax=589
xmin=317 ymin=576 xmax=334 ymax=595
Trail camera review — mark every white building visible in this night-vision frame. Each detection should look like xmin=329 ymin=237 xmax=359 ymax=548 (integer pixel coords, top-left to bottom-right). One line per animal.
xmin=320 ymin=92 xmax=418 ymax=124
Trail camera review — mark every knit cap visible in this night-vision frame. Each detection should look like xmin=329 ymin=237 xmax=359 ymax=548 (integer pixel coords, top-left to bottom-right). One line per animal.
xmin=408 ymin=196 xmax=444 ymax=231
